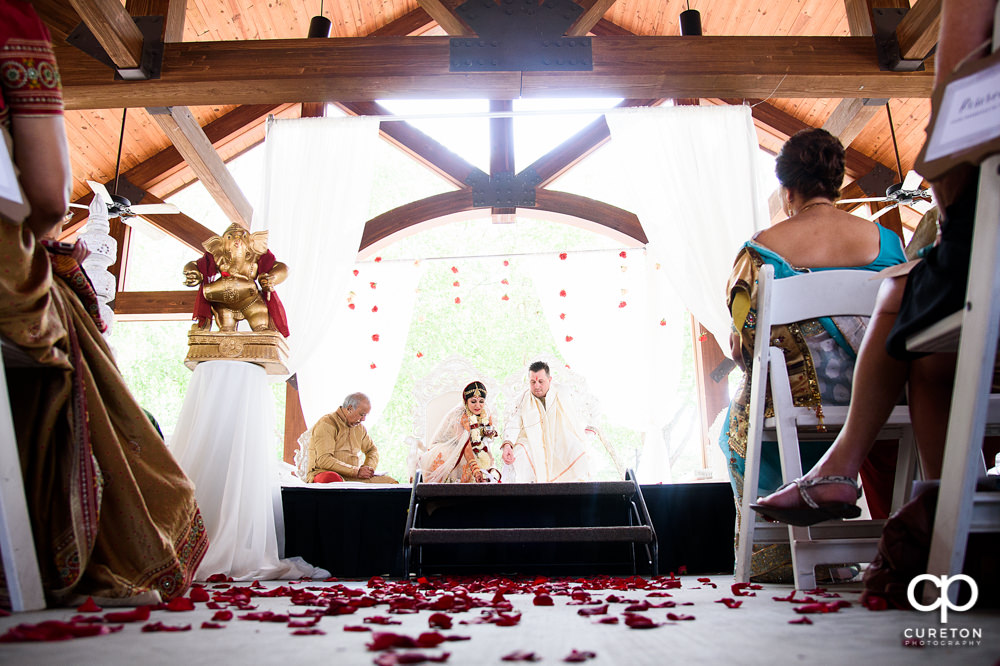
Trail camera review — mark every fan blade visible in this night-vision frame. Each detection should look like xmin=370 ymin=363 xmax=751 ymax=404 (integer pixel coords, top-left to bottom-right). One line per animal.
xmin=908 ymin=199 xmax=934 ymax=214
xmin=130 ymin=203 xmax=180 ymax=215
xmin=68 ymin=202 xmax=89 ymax=209
xmin=120 ymin=214 xmax=167 ymax=241
xmin=870 ymin=204 xmax=899 ymax=221
xmin=902 ymin=170 xmax=924 ymax=191
xmin=838 ymin=197 xmax=885 ymax=204
xmin=87 ymin=180 xmax=113 ymax=205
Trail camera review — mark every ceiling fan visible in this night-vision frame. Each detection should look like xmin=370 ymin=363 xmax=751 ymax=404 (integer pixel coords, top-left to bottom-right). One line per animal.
xmin=69 ymin=109 xmax=180 ymax=222
xmin=837 ymin=103 xmax=934 ymax=221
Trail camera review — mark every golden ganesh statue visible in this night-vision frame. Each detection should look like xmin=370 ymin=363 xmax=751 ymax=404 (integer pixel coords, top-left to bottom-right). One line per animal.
xmin=182 ymin=224 xmax=290 ymax=373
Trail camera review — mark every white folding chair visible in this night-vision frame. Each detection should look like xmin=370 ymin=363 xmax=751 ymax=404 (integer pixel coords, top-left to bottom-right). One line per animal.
xmin=735 ymin=264 xmax=920 ymax=590
xmin=0 ymin=338 xmax=46 ymax=611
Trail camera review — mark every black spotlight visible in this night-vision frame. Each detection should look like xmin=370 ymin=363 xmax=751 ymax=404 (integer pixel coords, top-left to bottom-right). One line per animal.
xmin=680 ymin=6 xmax=702 ymax=36
xmin=308 ymin=14 xmax=331 ymax=38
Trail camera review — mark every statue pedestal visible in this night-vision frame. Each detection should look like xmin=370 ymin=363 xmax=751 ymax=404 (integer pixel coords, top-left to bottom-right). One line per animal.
xmin=184 ymin=330 xmax=289 ymax=374
xmin=170 ymin=360 xmax=326 ymax=580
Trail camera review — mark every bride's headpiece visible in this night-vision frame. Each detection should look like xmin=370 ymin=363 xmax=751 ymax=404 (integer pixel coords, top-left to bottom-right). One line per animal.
xmin=463 ymin=381 xmax=487 ymax=401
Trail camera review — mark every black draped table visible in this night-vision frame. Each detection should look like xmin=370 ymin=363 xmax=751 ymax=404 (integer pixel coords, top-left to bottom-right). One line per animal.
xmin=281 ymin=482 xmax=735 ymax=578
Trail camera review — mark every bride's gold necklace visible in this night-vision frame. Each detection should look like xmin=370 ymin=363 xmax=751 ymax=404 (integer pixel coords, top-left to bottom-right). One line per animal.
xmin=797 ymin=201 xmax=834 ymax=214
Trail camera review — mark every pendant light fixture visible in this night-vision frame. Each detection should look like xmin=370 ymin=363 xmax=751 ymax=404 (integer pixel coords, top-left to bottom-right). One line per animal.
xmin=308 ymin=0 xmax=331 ymax=38
xmin=680 ymin=1 xmax=702 ymax=36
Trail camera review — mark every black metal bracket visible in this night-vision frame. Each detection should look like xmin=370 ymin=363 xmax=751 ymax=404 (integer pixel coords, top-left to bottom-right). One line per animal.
xmin=467 ymin=168 xmax=543 ymax=208
xmin=66 ymin=15 xmax=164 ymax=81
xmin=872 ymin=7 xmax=925 ymax=73
xmin=710 ymin=358 xmax=737 ymax=383
xmin=450 ymin=0 xmax=592 ymax=72
xmin=856 ymin=163 xmax=898 ymax=197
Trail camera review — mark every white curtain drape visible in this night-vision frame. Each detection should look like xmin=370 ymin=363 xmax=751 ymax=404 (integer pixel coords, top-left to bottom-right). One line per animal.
xmin=171 ymin=361 xmax=327 ymax=580
xmin=296 ymin=259 xmax=423 ymax=428
xmin=604 ymin=105 xmax=767 ymax=348
xmin=256 ymin=115 xmax=381 ymax=379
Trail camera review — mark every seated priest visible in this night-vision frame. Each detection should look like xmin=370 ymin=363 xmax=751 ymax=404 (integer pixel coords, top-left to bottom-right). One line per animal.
xmin=304 ymin=392 xmax=398 ymax=484
xmin=500 ymin=361 xmax=591 ymax=482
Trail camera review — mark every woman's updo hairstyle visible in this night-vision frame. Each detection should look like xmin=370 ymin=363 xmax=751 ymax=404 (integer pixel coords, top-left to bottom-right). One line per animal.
xmin=775 ymin=128 xmax=846 ymax=200
xmin=463 ymin=381 xmax=487 ymax=402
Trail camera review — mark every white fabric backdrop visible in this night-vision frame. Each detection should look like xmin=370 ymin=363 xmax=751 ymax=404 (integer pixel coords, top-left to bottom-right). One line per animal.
xmin=604 ymin=105 xmax=767 ymax=349
xmin=256 ymin=115 xmax=381 ymax=385
xmin=170 ymin=361 xmax=327 ymax=580
xmin=296 ymin=259 xmax=423 ymax=428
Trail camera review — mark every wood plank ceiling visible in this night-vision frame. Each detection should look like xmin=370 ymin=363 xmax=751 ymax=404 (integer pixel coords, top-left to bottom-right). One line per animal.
xmin=33 ymin=0 xmax=938 ymax=303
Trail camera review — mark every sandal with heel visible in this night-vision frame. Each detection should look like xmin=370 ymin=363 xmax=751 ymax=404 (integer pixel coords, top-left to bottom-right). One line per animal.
xmin=750 ymin=476 xmax=862 ymax=526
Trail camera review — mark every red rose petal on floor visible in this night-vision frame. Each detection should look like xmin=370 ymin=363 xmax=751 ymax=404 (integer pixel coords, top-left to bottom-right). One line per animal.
xmin=0 ymin=620 xmax=115 ymax=642
xmin=533 ymin=594 xmax=554 ymax=606
xmin=623 ymin=613 xmax=660 ymax=629
xmin=364 ymin=616 xmax=402 ymax=626
xmin=666 ymin=613 xmax=695 ymax=621
xmin=564 ymin=649 xmax=597 ymax=662
xmin=502 ymin=651 xmax=541 ymax=662
xmin=142 ymin=622 xmax=191 ymax=633
xmin=104 ymin=606 xmax=151 ymax=623
xmin=596 ymin=617 xmax=619 ymax=625
xmin=77 ymin=597 xmax=101 ymax=613
xmin=165 ymin=597 xmax=195 ymax=612
xmin=625 ymin=601 xmax=650 ymax=611
xmin=345 ymin=625 xmax=371 ymax=632
xmin=731 ymin=583 xmax=756 ymax=597
xmin=716 ymin=598 xmax=742 ymax=609
xmin=368 ymin=632 xmax=419 ymax=650
xmin=416 ymin=631 xmax=448 ymax=648
xmin=374 ymin=653 xmax=451 ymax=666
xmin=789 ymin=617 xmax=813 ymax=625
xmin=861 ymin=594 xmax=889 ymax=611
xmin=428 ymin=613 xmax=452 ymax=629
xmin=211 ymin=610 xmax=234 ymax=622
xmin=200 ymin=622 xmax=225 ymax=629
xmin=577 ymin=604 xmax=608 ymax=616
xmin=288 ymin=618 xmax=320 ymax=628
xmin=189 ymin=587 xmax=210 ymax=603
xmin=291 ymin=629 xmax=326 ymax=636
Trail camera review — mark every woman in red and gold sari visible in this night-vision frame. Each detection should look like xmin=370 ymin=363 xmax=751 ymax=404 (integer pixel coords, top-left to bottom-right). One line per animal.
xmin=0 ymin=0 xmax=206 ymax=606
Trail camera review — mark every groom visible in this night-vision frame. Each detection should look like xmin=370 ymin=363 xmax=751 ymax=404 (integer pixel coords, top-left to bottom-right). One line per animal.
xmin=500 ymin=361 xmax=591 ymax=482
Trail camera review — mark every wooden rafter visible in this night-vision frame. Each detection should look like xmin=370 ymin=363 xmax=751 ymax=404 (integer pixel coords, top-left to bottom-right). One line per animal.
xmin=54 ymin=36 xmax=935 ymax=109
xmin=148 ymin=106 xmax=254 ymax=229
xmin=527 ymin=98 xmax=659 ymax=188
xmin=897 ymin=0 xmax=942 ymax=60
xmin=114 ymin=290 xmax=196 ymax=318
xmin=67 ymin=0 xmax=145 ymax=70
xmin=125 ymin=0 xmax=186 ymax=43
xmin=416 ymin=0 xmax=472 ymax=36
xmin=360 ymin=188 xmax=646 ymax=252
xmin=567 ymin=0 xmax=619 ymax=37
xmin=335 ymin=101 xmax=485 ymax=188
xmin=490 ymin=100 xmax=515 ymax=222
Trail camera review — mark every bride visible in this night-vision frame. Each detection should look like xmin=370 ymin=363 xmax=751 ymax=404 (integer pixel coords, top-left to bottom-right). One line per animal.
xmin=420 ymin=381 xmax=501 ymax=483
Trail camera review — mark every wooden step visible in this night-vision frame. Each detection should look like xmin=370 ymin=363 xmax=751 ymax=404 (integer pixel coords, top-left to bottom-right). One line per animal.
xmin=414 ymin=481 xmax=636 ymax=499
xmin=407 ymin=525 xmax=654 ymax=545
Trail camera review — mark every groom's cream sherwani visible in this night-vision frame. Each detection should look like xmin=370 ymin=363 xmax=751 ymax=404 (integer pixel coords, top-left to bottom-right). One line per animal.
xmin=503 ymin=384 xmax=590 ymax=482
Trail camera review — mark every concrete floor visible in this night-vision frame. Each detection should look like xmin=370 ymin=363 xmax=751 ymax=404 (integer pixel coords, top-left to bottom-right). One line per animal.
xmin=0 ymin=577 xmax=997 ymax=665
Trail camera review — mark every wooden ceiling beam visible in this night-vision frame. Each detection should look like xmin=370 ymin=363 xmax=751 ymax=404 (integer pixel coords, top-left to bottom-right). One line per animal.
xmin=125 ymin=0 xmax=186 ymax=43
xmin=527 ymin=98 xmax=659 ymax=187
xmin=490 ymin=100 xmax=515 ymax=222
xmin=416 ymin=0 xmax=473 ymax=36
xmin=67 ymin=0 xmax=145 ymax=70
xmin=359 ymin=188 xmax=645 ymax=251
xmin=335 ymin=101 xmax=484 ymax=189
xmin=369 ymin=8 xmax=435 ymax=36
xmin=897 ymin=0 xmax=942 ymax=60
xmin=31 ymin=0 xmax=82 ymax=44
xmin=113 ymin=290 xmax=196 ymax=319
xmin=127 ymin=103 xmax=287 ymax=193
xmin=567 ymin=0 xmax=619 ymax=37
xmin=54 ymin=36 xmax=935 ymax=109
xmin=148 ymin=106 xmax=254 ymax=229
